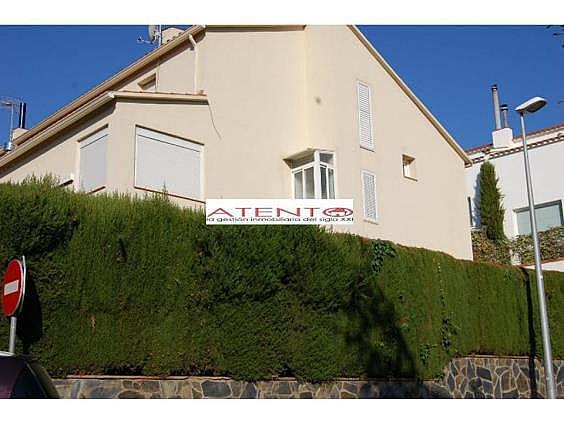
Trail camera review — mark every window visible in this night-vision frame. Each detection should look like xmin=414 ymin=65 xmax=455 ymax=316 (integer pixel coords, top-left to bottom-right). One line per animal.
xmin=361 ymin=170 xmax=378 ymax=222
xmin=291 ymin=151 xmax=335 ymax=199
xmin=357 ymin=81 xmax=374 ymax=150
xmin=79 ymin=127 xmax=107 ymax=193
xmin=402 ymin=155 xmax=417 ymax=179
xmin=138 ymin=74 xmax=156 ymax=92
xmin=135 ymin=127 xmax=202 ymax=199
xmin=515 ymin=201 xmax=564 ymax=235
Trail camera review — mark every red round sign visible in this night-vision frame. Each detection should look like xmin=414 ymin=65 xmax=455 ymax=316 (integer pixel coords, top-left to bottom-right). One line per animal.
xmin=2 ymin=259 xmax=25 ymax=317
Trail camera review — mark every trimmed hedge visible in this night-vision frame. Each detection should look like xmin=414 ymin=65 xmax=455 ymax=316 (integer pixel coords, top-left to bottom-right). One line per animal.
xmin=0 ymin=179 xmax=562 ymax=382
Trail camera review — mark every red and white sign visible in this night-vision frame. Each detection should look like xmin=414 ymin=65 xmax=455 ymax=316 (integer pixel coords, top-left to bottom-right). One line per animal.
xmin=2 ymin=259 xmax=26 ymax=317
xmin=206 ymin=199 xmax=354 ymax=225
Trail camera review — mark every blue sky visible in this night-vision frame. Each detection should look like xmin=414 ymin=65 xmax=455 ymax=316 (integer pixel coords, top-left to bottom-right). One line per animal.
xmin=0 ymin=25 xmax=562 ymax=151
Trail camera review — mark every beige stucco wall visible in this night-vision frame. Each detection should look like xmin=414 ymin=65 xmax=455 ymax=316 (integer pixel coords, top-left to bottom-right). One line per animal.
xmin=301 ymin=26 xmax=472 ymax=259
xmin=0 ymin=26 xmax=472 ymax=260
xmin=0 ymin=105 xmax=114 ymax=186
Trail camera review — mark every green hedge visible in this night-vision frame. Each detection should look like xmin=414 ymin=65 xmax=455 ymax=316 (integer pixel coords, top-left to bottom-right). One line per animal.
xmin=0 ymin=179 xmax=562 ymax=382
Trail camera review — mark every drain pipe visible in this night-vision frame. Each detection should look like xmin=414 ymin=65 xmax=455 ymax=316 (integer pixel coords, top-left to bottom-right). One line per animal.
xmin=188 ymin=34 xmax=199 ymax=93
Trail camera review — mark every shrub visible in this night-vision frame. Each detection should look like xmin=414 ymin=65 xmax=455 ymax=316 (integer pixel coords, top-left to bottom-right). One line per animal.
xmin=0 ymin=180 xmax=562 ymax=382
xmin=478 ymin=161 xmax=506 ymax=241
xmin=511 ymin=227 xmax=564 ymax=265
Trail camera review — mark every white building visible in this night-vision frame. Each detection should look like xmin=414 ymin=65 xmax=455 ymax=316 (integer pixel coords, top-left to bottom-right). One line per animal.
xmin=465 ymin=123 xmax=564 ymax=239
xmin=465 ymin=116 xmax=564 ymax=271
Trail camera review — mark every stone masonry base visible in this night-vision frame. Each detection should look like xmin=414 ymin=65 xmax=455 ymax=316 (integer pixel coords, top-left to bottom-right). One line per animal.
xmin=53 ymin=356 xmax=564 ymax=399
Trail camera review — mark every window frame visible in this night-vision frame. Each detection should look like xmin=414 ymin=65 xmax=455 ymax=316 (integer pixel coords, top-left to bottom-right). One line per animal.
xmin=361 ymin=169 xmax=379 ymax=224
xmin=290 ymin=150 xmax=337 ymax=200
xmin=138 ymin=74 xmax=157 ymax=92
xmin=134 ymin=126 xmax=204 ymax=202
xmin=77 ymin=126 xmax=108 ymax=194
xmin=513 ymin=199 xmax=564 ymax=236
xmin=402 ymin=154 xmax=417 ymax=181
xmin=357 ymin=80 xmax=374 ymax=151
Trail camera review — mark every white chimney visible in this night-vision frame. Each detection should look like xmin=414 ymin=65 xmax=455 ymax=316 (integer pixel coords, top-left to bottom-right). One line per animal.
xmin=492 ymin=127 xmax=513 ymax=149
xmin=490 ymin=85 xmax=513 ymax=149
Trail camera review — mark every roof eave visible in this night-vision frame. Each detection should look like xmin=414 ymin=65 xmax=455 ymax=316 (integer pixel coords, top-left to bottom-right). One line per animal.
xmin=12 ymin=25 xmax=207 ymax=148
xmin=1 ymin=91 xmax=209 ymax=170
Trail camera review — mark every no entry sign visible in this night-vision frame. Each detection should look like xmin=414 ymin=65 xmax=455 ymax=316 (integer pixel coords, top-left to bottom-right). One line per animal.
xmin=2 ymin=259 xmax=26 ymax=317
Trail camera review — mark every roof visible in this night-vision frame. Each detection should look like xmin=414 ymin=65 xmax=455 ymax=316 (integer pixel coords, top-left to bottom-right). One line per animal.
xmin=8 ymin=25 xmax=207 ymax=149
xmin=1 ymin=25 xmax=471 ymax=167
xmin=0 ymin=91 xmax=207 ymax=164
xmin=465 ymin=123 xmax=564 ymax=162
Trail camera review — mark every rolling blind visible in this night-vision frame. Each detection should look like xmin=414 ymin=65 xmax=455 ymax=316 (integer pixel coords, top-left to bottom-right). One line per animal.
xmin=79 ymin=128 xmax=107 ymax=192
xmin=135 ymin=127 xmax=202 ymax=199
xmin=358 ymin=81 xmax=373 ymax=149
xmin=362 ymin=171 xmax=378 ymax=221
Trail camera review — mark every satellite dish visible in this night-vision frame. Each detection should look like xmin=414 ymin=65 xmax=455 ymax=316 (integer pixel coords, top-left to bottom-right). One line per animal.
xmin=137 ymin=25 xmax=162 ymax=47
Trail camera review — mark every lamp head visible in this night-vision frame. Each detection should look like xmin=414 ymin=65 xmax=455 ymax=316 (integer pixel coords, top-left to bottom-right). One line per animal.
xmin=515 ymin=96 xmax=547 ymax=114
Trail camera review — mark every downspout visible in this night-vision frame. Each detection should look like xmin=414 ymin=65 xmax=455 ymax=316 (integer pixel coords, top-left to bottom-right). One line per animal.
xmin=188 ymin=34 xmax=199 ymax=93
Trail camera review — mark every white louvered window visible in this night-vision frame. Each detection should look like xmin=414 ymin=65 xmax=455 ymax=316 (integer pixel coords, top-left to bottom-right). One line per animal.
xmin=357 ymin=81 xmax=373 ymax=150
xmin=135 ymin=127 xmax=202 ymax=199
xmin=362 ymin=170 xmax=378 ymax=222
xmin=79 ymin=127 xmax=107 ymax=193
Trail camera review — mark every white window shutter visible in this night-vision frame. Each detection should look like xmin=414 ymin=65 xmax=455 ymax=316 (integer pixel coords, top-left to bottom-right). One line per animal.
xmin=79 ymin=128 xmax=107 ymax=192
xmin=357 ymin=81 xmax=373 ymax=149
xmin=135 ymin=127 xmax=202 ymax=199
xmin=362 ymin=171 xmax=378 ymax=222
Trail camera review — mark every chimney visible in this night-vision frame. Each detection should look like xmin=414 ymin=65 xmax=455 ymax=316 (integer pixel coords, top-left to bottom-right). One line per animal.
xmin=18 ymin=102 xmax=26 ymax=128
xmin=500 ymin=104 xmax=509 ymax=128
xmin=491 ymin=84 xmax=502 ymax=130
xmin=490 ymin=87 xmax=513 ymax=150
xmin=161 ymin=27 xmax=184 ymax=45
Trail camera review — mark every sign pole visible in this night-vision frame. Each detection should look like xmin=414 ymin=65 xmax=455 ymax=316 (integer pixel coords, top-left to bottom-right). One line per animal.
xmin=8 ymin=316 xmax=17 ymax=354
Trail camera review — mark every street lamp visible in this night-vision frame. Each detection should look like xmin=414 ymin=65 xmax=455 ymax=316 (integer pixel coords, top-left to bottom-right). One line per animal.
xmin=515 ymin=96 xmax=556 ymax=399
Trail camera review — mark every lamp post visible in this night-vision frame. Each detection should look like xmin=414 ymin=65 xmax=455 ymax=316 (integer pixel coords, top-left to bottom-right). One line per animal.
xmin=515 ymin=96 xmax=556 ymax=399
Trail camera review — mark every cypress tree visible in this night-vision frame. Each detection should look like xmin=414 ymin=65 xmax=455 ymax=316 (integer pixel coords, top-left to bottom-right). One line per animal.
xmin=478 ymin=161 xmax=506 ymax=240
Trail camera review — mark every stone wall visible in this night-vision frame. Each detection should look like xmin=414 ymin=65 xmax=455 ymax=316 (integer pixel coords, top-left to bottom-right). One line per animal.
xmin=53 ymin=356 xmax=564 ymax=399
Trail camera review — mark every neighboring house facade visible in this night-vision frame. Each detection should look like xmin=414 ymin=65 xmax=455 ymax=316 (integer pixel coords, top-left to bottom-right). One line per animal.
xmin=0 ymin=25 xmax=473 ymax=260
xmin=465 ymin=123 xmax=564 ymax=238
xmin=465 ymin=122 xmax=564 ymax=270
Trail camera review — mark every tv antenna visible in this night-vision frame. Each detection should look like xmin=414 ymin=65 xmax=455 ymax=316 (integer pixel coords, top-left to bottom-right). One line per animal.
xmin=1 ymin=96 xmax=25 ymax=151
xmin=138 ymin=25 xmax=162 ymax=47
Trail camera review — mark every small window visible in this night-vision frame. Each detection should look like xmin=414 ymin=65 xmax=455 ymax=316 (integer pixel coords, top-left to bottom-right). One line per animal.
xmin=135 ymin=127 xmax=202 ymax=199
xmin=79 ymin=127 xmax=107 ymax=193
xmin=402 ymin=155 xmax=417 ymax=179
xmin=291 ymin=151 xmax=335 ymax=199
xmin=357 ymin=81 xmax=374 ymax=150
xmin=515 ymin=201 xmax=564 ymax=235
xmin=362 ymin=170 xmax=378 ymax=223
xmin=138 ymin=74 xmax=156 ymax=92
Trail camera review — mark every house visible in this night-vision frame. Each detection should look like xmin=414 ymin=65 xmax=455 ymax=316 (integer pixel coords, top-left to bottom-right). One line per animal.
xmin=0 ymin=25 xmax=473 ymax=260
xmin=464 ymin=85 xmax=563 ymax=269
xmin=465 ymin=123 xmax=564 ymax=238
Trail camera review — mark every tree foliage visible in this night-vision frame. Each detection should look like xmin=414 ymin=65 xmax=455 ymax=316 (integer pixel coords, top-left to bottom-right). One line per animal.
xmin=479 ymin=161 xmax=506 ymax=240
